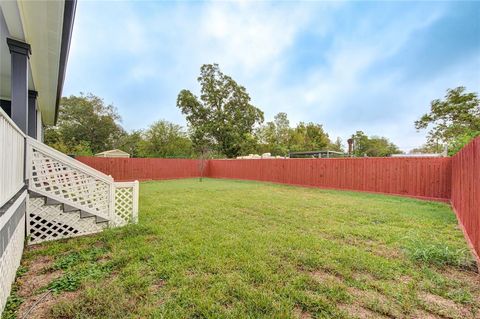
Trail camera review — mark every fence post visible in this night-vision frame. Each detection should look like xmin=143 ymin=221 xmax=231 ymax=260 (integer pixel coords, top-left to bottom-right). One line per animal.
xmin=109 ymin=175 xmax=115 ymax=224
xmin=132 ymin=180 xmax=139 ymax=223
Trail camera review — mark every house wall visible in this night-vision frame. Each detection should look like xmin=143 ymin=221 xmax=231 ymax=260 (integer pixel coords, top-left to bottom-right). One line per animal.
xmin=0 ymin=191 xmax=26 ymax=314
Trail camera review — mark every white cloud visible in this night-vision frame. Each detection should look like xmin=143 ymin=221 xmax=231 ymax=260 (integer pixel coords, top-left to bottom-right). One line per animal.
xmin=63 ymin=1 xmax=480 ymax=152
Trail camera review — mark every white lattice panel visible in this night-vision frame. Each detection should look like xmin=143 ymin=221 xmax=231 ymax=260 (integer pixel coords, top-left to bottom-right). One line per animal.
xmin=114 ymin=187 xmax=133 ymax=225
xmin=113 ymin=181 xmax=139 ymax=226
xmin=28 ymin=198 xmax=107 ymax=245
xmin=0 ymin=214 xmax=25 ymax=314
xmin=28 ymin=138 xmax=112 ymax=220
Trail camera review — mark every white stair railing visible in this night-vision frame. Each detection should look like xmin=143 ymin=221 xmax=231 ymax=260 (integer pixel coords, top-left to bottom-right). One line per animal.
xmin=26 ymin=137 xmax=114 ymax=221
xmin=26 ymin=137 xmax=138 ymax=231
xmin=0 ymin=108 xmax=25 ymax=208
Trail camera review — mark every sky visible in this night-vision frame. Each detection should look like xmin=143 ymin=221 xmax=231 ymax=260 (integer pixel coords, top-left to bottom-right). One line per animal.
xmin=62 ymin=0 xmax=480 ymax=152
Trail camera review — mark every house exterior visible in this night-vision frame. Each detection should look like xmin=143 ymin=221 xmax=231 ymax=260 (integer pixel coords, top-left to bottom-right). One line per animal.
xmin=95 ymin=149 xmax=131 ymax=158
xmin=0 ymin=1 xmax=138 ymax=314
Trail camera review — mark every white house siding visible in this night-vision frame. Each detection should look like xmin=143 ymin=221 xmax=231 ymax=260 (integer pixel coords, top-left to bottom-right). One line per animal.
xmin=0 ymin=191 xmax=27 ymax=314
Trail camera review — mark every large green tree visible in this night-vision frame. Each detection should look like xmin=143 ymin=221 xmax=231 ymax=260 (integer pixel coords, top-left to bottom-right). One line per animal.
xmin=289 ymin=122 xmax=331 ymax=153
xmin=45 ymin=93 xmax=124 ymax=155
xmin=138 ymin=120 xmax=193 ymax=158
xmin=177 ymin=64 xmax=264 ymax=158
xmin=256 ymin=112 xmax=291 ymax=156
xmin=117 ymin=130 xmax=144 ymax=158
xmin=256 ymin=112 xmax=342 ymax=156
xmin=351 ymin=131 xmax=402 ymax=157
xmin=415 ymin=87 xmax=480 ymax=154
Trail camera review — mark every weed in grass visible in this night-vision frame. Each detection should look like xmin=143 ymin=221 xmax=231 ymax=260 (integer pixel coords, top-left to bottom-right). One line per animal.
xmin=1 ymin=288 xmax=23 ymax=319
xmin=50 ymin=280 xmax=144 ymax=319
xmin=1 ymin=266 xmax=29 ymax=319
xmin=47 ymin=262 xmax=113 ymax=294
xmin=50 ymin=246 xmax=108 ymax=271
xmin=405 ymin=240 xmax=473 ymax=268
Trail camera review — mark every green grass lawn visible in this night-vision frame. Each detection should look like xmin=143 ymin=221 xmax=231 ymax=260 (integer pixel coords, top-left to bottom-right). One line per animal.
xmin=5 ymin=179 xmax=480 ymax=319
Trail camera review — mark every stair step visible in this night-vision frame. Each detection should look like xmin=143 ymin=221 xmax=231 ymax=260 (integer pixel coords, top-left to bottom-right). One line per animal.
xmin=96 ymin=216 xmax=109 ymax=224
xmin=29 ymin=191 xmax=45 ymax=199
xmin=46 ymin=198 xmax=62 ymax=206
xmin=74 ymin=210 xmax=109 ymax=225
xmin=63 ymin=204 xmax=79 ymax=212
xmin=80 ymin=211 xmax=95 ymax=219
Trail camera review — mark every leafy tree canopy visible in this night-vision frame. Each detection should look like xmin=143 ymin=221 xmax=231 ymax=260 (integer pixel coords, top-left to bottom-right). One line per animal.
xmin=256 ymin=112 xmax=342 ymax=156
xmin=290 ymin=122 xmax=331 ymax=153
xmin=177 ymin=64 xmax=264 ymax=158
xmin=45 ymin=93 xmax=124 ymax=155
xmin=256 ymin=112 xmax=291 ymax=156
xmin=415 ymin=87 xmax=480 ymax=154
xmin=138 ymin=120 xmax=193 ymax=158
xmin=351 ymin=131 xmax=402 ymax=157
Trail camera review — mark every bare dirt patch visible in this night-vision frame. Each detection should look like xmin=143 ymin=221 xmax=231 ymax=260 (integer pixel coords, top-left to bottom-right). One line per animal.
xmin=410 ymin=309 xmax=442 ymax=319
xmin=309 ymin=270 xmax=344 ymax=285
xmin=292 ymin=306 xmax=313 ymax=319
xmin=441 ymin=268 xmax=480 ymax=287
xmin=350 ymin=238 xmax=402 ymax=259
xmin=419 ymin=292 xmax=473 ymax=318
xmin=347 ymin=286 xmax=403 ymax=318
xmin=16 ymin=270 xmax=62 ymax=297
xmin=338 ymin=303 xmax=388 ymax=319
xmin=16 ymin=256 xmax=60 ymax=297
xmin=16 ymin=291 xmax=80 ymax=319
xmin=351 ymin=272 xmax=377 ymax=283
xmin=26 ymin=255 xmax=53 ymax=273
xmin=149 ymin=279 xmax=166 ymax=293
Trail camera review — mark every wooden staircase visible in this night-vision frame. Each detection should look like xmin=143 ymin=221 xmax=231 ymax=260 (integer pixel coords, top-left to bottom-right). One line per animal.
xmin=26 ymin=137 xmax=139 ymax=245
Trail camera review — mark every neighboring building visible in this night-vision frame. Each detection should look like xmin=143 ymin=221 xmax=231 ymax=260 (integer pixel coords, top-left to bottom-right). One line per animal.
xmin=289 ymin=150 xmax=346 ymax=158
xmin=95 ymin=149 xmax=130 ymax=158
xmin=0 ymin=1 xmax=138 ymax=314
xmin=237 ymin=153 xmax=286 ymax=159
xmin=391 ymin=153 xmax=444 ymax=158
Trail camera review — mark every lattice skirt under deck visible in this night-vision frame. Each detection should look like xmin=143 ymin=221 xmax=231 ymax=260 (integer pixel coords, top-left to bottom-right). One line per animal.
xmin=27 ymin=198 xmax=107 ymax=245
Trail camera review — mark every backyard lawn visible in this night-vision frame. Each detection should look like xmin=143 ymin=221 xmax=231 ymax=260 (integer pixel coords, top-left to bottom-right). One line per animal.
xmin=4 ymin=179 xmax=480 ymax=319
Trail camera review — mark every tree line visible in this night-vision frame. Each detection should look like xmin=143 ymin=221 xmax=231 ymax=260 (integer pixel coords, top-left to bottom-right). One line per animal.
xmin=45 ymin=64 xmax=479 ymax=158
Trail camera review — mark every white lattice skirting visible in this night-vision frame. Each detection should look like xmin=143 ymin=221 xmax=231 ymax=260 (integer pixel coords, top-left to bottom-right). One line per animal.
xmin=28 ymin=197 xmax=108 ymax=245
xmin=0 ymin=213 xmax=25 ymax=314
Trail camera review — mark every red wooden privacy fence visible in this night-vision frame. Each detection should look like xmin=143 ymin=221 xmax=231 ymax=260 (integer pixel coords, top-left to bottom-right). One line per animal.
xmin=451 ymin=137 xmax=480 ymax=261
xmin=208 ymin=157 xmax=452 ymax=201
xmin=76 ymin=157 xmax=202 ymax=181
xmin=77 ymin=136 xmax=480 ymax=262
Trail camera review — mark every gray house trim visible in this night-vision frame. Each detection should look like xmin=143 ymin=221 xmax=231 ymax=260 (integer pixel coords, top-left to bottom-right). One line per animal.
xmin=28 ymin=90 xmax=38 ymax=139
xmin=0 ymin=188 xmax=26 ymax=258
xmin=54 ymin=0 xmax=77 ymax=124
xmin=7 ymin=37 xmax=30 ymax=134
xmin=0 ymin=99 xmax=11 ymax=116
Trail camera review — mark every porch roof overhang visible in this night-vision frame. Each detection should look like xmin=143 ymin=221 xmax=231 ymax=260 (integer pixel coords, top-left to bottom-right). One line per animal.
xmin=0 ymin=0 xmax=76 ymax=125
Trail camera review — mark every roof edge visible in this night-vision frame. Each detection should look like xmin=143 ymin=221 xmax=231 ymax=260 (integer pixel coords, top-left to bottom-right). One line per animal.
xmin=54 ymin=0 xmax=77 ymax=125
